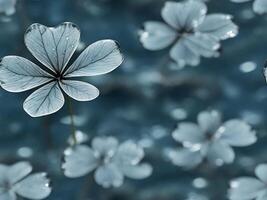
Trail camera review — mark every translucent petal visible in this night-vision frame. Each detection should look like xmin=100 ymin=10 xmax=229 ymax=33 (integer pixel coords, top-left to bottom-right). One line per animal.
xmin=0 ymin=192 xmax=16 ymax=200
xmin=0 ymin=164 xmax=8 ymax=183
xmin=197 ymin=14 xmax=238 ymax=40
xmin=170 ymin=38 xmax=200 ymax=66
xmin=206 ymin=141 xmax=235 ymax=164
xmin=218 ymin=119 xmax=257 ymax=147
xmin=14 ymin=173 xmax=51 ymax=200
xmin=7 ymin=162 xmax=32 ymax=185
xmin=59 ymin=80 xmax=99 ymax=101
xmin=256 ymin=164 xmax=267 ymax=183
xmin=183 ymin=33 xmax=220 ymax=58
xmin=24 ymin=22 xmax=80 ymax=73
xmin=161 ymin=0 xmax=207 ymax=30
xmin=172 ymin=122 xmax=205 ymax=144
xmin=62 ymin=145 xmax=98 ymax=178
xmin=121 ymin=163 xmax=152 ymax=179
xmin=140 ymin=21 xmax=177 ymax=50
xmin=167 ymin=148 xmax=203 ymax=169
xmin=92 ymin=136 xmax=118 ymax=156
xmin=253 ymin=0 xmax=267 ymax=14
xmin=23 ymin=81 xmax=64 ymax=117
xmin=64 ymin=40 xmax=123 ymax=77
xmin=0 ymin=56 xmax=53 ymax=92
xmin=229 ymin=177 xmax=265 ymax=200
xmin=94 ymin=163 xmax=124 ymax=188
xmin=197 ymin=110 xmax=222 ymax=134
xmin=114 ymin=141 xmax=144 ymax=165
xmin=257 ymin=191 xmax=267 ymax=200
xmin=0 ymin=0 xmax=16 ymax=16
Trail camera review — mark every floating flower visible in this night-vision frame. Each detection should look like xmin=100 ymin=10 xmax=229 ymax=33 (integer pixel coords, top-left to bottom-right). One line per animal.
xmin=229 ymin=164 xmax=267 ymax=200
xmin=62 ymin=137 xmax=153 ymax=188
xmin=140 ymin=0 xmax=238 ymax=67
xmin=230 ymin=0 xmax=267 ymax=15
xmin=0 ymin=0 xmax=16 ymax=16
xmin=0 ymin=22 xmax=123 ymax=117
xmin=167 ymin=110 xmax=257 ymax=168
xmin=0 ymin=161 xmax=51 ymax=200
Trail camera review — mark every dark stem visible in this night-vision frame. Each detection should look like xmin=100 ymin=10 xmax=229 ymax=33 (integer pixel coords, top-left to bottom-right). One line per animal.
xmin=66 ymin=96 xmax=77 ymax=145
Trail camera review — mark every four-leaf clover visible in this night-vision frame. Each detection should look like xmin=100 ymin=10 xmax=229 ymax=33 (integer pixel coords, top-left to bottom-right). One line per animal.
xmin=62 ymin=136 xmax=153 ymax=188
xmin=0 ymin=22 xmax=123 ymax=117
xmin=0 ymin=161 xmax=51 ymax=200
xmin=167 ymin=110 xmax=257 ymax=168
xmin=140 ymin=0 xmax=238 ymax=67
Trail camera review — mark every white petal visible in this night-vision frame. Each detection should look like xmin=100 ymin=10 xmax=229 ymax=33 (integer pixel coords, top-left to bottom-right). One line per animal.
xmin=13 ymin=173 xmax=51 ymax=200
xmin=92 ymin=136 xmax=118 ymax=156
xmin=140 ymin=21 xmax=177 ymax=50
xmin=206 ymin=141 xmax=235 ymax=164
xmin=197 ymin=110 xmax=222 ymax=133
xmin=0 ymin=192 xmax=16 ymax=200
xmin=8 ymin=162 xmax=32 ymax=185
xmin=161 ymin=0 xmax=207 ymax=30
xmin=229 ymin=177 xmax=265 ymax=200
xmin=59 ymin=80 xmax=99 ymax=101
xmin=253 ymin=0 xmax=267 ymax=14
xmin=183 ymin=33 xmax=220 ymax=58
xmin=0 ymin=0 xmax=16 ymax=16
xmin=197 ymin=14 xmax=238 ymax=40
xmin=257 ymin=191 xmax=267 ymax=200
xmin=62 ymin=145 xmax=98 ymax=178
xmin=0 ymin=56 xmax=53 ymax=92
xmin=218 ymin=119 xmax=257 ymax=147
xmin=0 ymin=164 xmax=8 ymax=183
xmin=114 ymin=141 xmax=144 ymax=165
xmin=24 ymin=22 xmax=80 ymax=73
xmin=256 ymin=164 xmax=267 ymax=184
xmin=64 ymin=40 xmax=123 ymax=77
xmin=94 ymin=163 xmax=124 ymax=188
xmin=172 ymin=122 xmax=205 ymax=144
xmin=170 ymin=38 xmax=200 ymax=66
xmin=23 ymin=81 xmax=64 ymax=117
xmin=121 ymin=163 xmax=152 ymax=179
xmin=167 ymin=148 xmax=203 ymax=169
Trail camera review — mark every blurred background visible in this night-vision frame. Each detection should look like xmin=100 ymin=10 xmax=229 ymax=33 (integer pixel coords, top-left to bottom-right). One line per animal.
xmin=0 ymin=0 xmax=267 ymax=199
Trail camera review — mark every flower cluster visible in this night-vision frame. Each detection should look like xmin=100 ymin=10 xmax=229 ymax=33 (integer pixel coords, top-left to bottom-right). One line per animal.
xmin=62 ymin=136 xmax=153 ymax=188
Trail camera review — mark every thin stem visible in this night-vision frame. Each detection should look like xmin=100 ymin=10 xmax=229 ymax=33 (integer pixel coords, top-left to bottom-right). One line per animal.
xmin=66 ymin=96 xmax=77 ymax=146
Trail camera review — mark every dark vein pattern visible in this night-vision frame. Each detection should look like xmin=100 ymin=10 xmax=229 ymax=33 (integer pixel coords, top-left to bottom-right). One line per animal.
xmin=64 ymin=40 xmax=123 ymax=77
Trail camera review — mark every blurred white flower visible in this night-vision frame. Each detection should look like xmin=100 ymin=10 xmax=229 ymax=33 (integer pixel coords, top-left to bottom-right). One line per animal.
xmin=62 ymin=137 xmax=153 ymax=188
xmin=140 ymin=0 xmax=238 ymax=67
xmin=0 ymin=0 xmax=16 ymax=16
xmin=0 ymin=22 xmax=123 ymax=117
xmin=167 ymin=110 xmax=257 ymax=168
xmin=0 ymin=161 xmax=51 ymax=200
xmin=67 ymin=130 xmax=89 ymax=146
xmin=230 ymin=0 xmax=267 ymax=15
xmin=229 ymin=163 xmax=267 ymax=200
